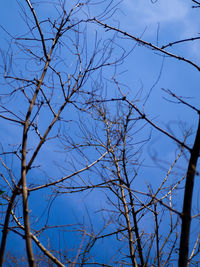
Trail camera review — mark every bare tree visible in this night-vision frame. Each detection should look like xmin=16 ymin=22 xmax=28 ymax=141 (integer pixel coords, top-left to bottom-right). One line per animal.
xmin=0 ymin=0 xmax=125 ymax=265
xmin=72 ymin=99 xmax=185 ymax=266
xmin=87 ymin=1 xmax=200 ymax=265
xmin=1 ymin=0 xmax=200 ymax=266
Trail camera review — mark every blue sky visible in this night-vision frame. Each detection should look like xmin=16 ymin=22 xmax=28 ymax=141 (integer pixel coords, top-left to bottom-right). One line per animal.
xmin=1 ymin=0 xmax=200 ymax=265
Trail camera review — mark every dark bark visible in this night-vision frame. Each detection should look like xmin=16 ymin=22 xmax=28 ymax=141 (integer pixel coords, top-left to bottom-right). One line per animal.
xmin=178 ymin=116 xmax=200 ymax=267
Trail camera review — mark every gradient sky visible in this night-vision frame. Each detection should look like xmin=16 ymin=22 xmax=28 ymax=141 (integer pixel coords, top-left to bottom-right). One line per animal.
xmin=1 ymin=0 xmax=200 ymax=265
